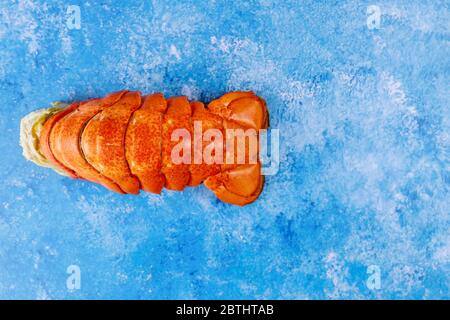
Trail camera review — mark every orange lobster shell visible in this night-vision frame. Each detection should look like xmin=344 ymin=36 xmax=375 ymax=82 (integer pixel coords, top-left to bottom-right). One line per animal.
xmin=37 ymin=91 xmax=268 ymax=206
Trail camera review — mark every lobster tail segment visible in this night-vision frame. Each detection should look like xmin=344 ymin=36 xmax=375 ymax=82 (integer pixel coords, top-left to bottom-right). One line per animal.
xmin=19 ymin=90 xmax=269 ymax=206
xmin=203 ymin=92 xmax=268 ymax=206
xmin=81 ymin=91 xmax=142 ymax=194
xmin=49 ymin=90 xmax=127 ymax=194
xmin=125 ymin=93 xmax=167 ymax=194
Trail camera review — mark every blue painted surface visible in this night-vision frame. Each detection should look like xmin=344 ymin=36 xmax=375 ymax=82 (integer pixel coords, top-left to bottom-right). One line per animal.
xmin=0 ymin=0 xmax=449 ymax=299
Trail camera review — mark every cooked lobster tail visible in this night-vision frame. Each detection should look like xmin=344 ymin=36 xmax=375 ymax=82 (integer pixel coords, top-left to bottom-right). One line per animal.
xmin=21 ymin=91 xmax=269 ymax=206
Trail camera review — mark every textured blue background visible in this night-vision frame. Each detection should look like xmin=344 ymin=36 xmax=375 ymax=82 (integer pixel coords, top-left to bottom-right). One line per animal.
xmin=0 ymin=0 xmax=449 ymax=299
